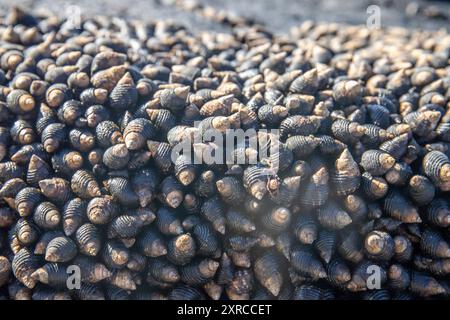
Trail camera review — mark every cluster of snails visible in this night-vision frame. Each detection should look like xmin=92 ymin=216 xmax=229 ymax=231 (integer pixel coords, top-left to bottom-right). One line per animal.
xmin=0 ymin=6 xmax=449 ymax=300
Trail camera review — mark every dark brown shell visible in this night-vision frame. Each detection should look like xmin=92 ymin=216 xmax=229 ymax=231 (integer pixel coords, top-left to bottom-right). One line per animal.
xmin=159 ymin=176 xmax=184 ymax=209
xmin=193 ymin=223 xmax=220 ymax=257
xmin=102 ymin=240 xmax=130 ymax=269
xmin=76 ymin=223 xmax=102 ymax=256
xmin=40 ymin=123 xmax=67 ymax=153
xmin=87 ymin=196 xmax=119 ymax=225
xmin=147 ymin=257 xmax=180 ymax=284
xmin=155 ymin=207 xmax=183 ymax=236
xmin=12 ymin=248 xmax=39 ymax=288
xmin=299 ymin=167 xmax=329 ymax=207
xmin=136 ymin=227 xmax=167 ymax=258
xmin=51 ymin=149 xmax=84 ymax=176
xmin=0 ymin=161 xmax=23 ymax=182
xmin=62 ymin=198 xmax=87 ymax=236
xmin=39 ymin=177 xmax=72 ymax=204
xmin=123 ymin=118 xmax=156 ymax=151
xmin=95 ymin=120 xmax=123 ymax=148
xmin=180 ymin=259 xmax=219 ymax=285
xmin=364 ymin=231 xmax=395 ymax=261
xmin=384 ymin=189 xmax=422 ymax=223
xmin=420 ymin=229 xmax=450 ymax=259
xmin=254 ymin=252 xmax=283 ymax=296
xmin=26 ymin=155 xmax=51 ymax=188
xmin=45 ymin=236 xmax=77 ymax=263
xmin=0 ymin=207 xmax=15 ymax=228
xmin=290 ymin=248 xmax=326 ymax=279
xmin=7 ymin=89 xmax=35 ymax=114
xmin=15 ymin=218 xmax=40 ymax=246
xmin=280 ymin=115 xmax=322 ymax=138
xmin=33 ymin=202 xmax=60 ymax=230
xmin=11 ymin=143 xmax=48 ymax=165
xmin=423 ymin=151 xmax=450 ymax=190
xmin=10 ymin=120 xmax=35 ymax=145
xmin=102 ymin=143 xmax=130 ymax=170
xmin=0 ymin=256 xmax=11 ymax=287
xmin=167 ymin=234 xmax=197 ymax=266
xmin=314 ymin=230 xmax=336 ymax=264
xmin=31 ymin=263 xmax=69 ymax=289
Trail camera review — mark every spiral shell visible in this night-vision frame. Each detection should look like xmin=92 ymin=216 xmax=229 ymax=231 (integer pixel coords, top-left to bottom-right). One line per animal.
xmin=331 ymin=148 xmax=360 ymax=196
xmin=167 ymin=234 xmax=197 ymax=266
xmin=75 ymin=223 xmax=101 ymax=256
xmin=57 ymin=100 xmax=83 ymax=125
xmin=175 ymin=155 xmax=199 ymax=186
xmin=193 ymin=223 xmax=220 ymax=257
xmin=102 ymin=240 xmax=130 ymax=269
xmin=331 ymin=119 xmax=365 ymax=145
xmin=95 ymin=120 xmax=123 ymax=148
xmin=69 ymin=128 xmax=95 ymax=152
xmin=123 ymin=118 xmax=156 ymax=151
xmin=10 ymin=144 xmax=46 ymax=166
xmin=39 ymin=177 xmax=72 ymax=204
xmin=253 ymin=252 xmax=283 ymax=296
xmin=51 ymin=149 xmax=83 ymax=176
xmin=45 ymin=236 xmax=77 ymax=263
xmin=159 ymin=176 xmax=184 ymax=209
xmin=289 ymin=68 xmax=318 ymax=94
xmin=410 ymin=272 xmax=446 ymax=297
xmin=155 ymin=86 xmax=190 ymax=114
xmin=33 ymin=202 xmax=60 ymax=230
xmin=180 ymin=259 xmax=219 ymax=286
xmin=27 ymin=155 xmax=52 ymax=187
xmin=280 ymin=115 xmax=322 ymax=138
xmin=290 ymin=248 xmax=326 ymax=279
xmin=420 ymin=229 xmax=450 ymax=259
xmin=379 ymin=133 xmax=409 ymax=161
xmin=0 ymin=161 xmax=23 ymax=182
xmin=423 ymin=151 xmax=450 ymax=190
xmin=225 ymin=209 xmax=255 ymax=234
xmin=326 ymin=258 xmax=351 ymax=288
xmin=7 ymin=89 xmax=35 ymax=114
xmin=80 ymin=88 xmax=108 ymax=106
xmin=285 ymin=135 xmax=319 ymax=159
xmin=216 ymin=176 xmax=245 ymax=205
xmin=137 ymin=227 xmax=167 ymax=258
xmin=15 ymin=218 xmax=40 ymax=246
xmin=45 ymin=83 xmax=72 ymax=108
xmin=384 ymin=189 xmax=422 ymax=223
xmin=146 ymin=109 xmax=177 ymax=134
xmin=70 ymin=169 xmax=101 ymax=199
xmin=155 ymin=207 xmax=182 ymax=236
xmin=31 ymin=263 xmax=69 ymax=289
xmin=147 ymin=140 xmax=173 ymax=174
xmin=12 ymin=248 xmax=39 ymax=288
xmin=41 ymin=123 xmax=67 ymax=153
xmin=299 ymin=167 xmax=329 ymax=207
xmin=87 ymin=196 xmax=119 ymax=225
xmin=10 ymin=120 xmax=35 ymax=145
xmin=360 ymin=149 xmax=395 ymax=176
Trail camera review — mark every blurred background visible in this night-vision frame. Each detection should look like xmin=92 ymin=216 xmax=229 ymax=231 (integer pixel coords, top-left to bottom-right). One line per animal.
xmin=1 ymin=0 xmax=449 ymax=32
